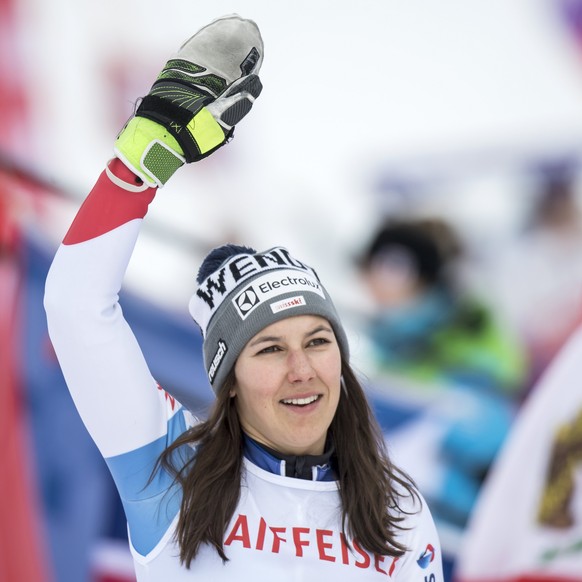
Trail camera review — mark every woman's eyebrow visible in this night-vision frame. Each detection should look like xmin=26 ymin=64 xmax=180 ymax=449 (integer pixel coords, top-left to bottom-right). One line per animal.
xmin=249 ymin=335 xmax=281 ymax=347
xmin=306 ymin=325 xmax=333 ymax=337
xmin=249 ymin=325 xmax=333 ymax=347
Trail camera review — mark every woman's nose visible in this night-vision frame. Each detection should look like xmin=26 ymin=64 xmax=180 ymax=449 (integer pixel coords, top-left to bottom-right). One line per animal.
xmin=287 ymin=349 xmax=315 ymax=383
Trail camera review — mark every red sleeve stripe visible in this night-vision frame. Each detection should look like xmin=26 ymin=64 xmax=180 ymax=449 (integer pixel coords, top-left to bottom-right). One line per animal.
xmin=63 ymin=158 xmax=157 ymax=245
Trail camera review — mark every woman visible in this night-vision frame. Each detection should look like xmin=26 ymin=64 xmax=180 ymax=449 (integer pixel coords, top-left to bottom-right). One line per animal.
xmin=44 ymin=14 xmax=443 ymax=580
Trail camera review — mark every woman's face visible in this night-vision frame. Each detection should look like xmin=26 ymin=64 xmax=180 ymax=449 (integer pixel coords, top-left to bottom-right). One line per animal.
xmin=364 ymin=248 xmax=423 ymax=309
xmin=233 ymin=315 xmax=342 ymax=456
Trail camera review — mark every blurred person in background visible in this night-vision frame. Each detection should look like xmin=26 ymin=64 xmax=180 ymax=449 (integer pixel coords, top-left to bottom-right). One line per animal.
xmin=355 ymin=217 xmax=528 ymax=530
xmin=358 ymin=217 xmax=527 ymax=393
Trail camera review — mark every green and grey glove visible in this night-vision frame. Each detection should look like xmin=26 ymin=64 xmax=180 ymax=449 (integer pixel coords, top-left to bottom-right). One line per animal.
xmin=115 ymin=14 xmax=263 ymax=187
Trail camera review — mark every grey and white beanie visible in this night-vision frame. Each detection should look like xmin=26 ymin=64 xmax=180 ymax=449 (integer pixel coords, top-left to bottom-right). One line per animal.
xmin=189 ymin=244 xmax=350 ymax=393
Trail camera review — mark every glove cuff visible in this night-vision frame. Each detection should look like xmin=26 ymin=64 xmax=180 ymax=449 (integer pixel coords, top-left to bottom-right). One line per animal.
xmin=114 ymin=107 xmax=230 ymax=188
xmin=114 ymin=116 xmax=185 ymax=188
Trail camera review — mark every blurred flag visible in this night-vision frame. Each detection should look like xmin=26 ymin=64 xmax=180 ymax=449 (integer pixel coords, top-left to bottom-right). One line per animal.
xmin=455 ymin=327 xmax=582 ymax=582
xmin=0 ymin=193 xmax=49 ymax=580
xmin=0 ymin=0 xmax=49 ymax=570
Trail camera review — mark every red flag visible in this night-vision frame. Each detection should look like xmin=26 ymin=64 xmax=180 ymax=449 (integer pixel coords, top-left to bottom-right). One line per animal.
xmin=0 ymin=253 xmax=50 ymax=581
xmin=0 ymin=0 xmax=49 ymax=566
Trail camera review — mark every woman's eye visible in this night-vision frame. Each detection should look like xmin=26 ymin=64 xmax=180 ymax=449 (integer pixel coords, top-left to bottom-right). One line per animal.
xmin=258 ymin=345 xmax=281 ymax=355
xmin=308 ymin=337 xmax=331 ymax=347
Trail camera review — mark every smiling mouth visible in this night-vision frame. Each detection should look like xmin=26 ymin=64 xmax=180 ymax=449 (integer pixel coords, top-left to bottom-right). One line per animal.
xmin=280 ymin=395 xmax=321 ymax=407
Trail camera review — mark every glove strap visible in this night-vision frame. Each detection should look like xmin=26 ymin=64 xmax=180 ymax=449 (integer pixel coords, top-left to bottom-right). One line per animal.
xmin=137 ymin=95 xmax=228 ymax=163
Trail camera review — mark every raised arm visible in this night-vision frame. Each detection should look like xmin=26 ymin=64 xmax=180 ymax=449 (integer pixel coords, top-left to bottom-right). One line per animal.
xmin=43 ymin=15 xmax=263 ymax=554
xmin=45 ymin=13 xmax=262 ymax=458
xmin=44 ymin=160 xmax=171 ymax=457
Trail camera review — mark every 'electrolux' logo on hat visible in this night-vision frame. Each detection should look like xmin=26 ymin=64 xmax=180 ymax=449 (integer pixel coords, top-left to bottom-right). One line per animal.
xmin=234 ymin=285 xmax=261 ymax=318
xmin=232 ymin=270 xmax=326 ymax=320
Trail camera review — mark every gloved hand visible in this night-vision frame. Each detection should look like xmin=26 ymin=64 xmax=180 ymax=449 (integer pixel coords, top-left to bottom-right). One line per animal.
xmin=115 ymin=14 xmax=263 ymax=187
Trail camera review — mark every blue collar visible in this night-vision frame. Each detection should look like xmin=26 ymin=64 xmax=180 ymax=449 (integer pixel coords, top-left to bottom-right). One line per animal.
xmin=243 ymin=435 xmax=337 ymax=482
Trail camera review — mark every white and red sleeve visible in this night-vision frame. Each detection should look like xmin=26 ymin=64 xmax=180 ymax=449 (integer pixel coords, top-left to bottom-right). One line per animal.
xmin=44 ymin=158 xmax=183 ymax=460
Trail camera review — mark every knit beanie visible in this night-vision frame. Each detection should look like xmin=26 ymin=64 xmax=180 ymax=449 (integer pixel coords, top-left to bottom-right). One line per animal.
xmin=360 ymin=221 xmax=445 ymax=285
xmin=189 ymin=244 xmax=350 ymax=393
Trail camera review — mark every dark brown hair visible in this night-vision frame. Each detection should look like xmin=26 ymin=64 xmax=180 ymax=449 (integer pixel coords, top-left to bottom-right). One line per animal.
xmin=157 ymin=358 xmax=419 ymax=568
